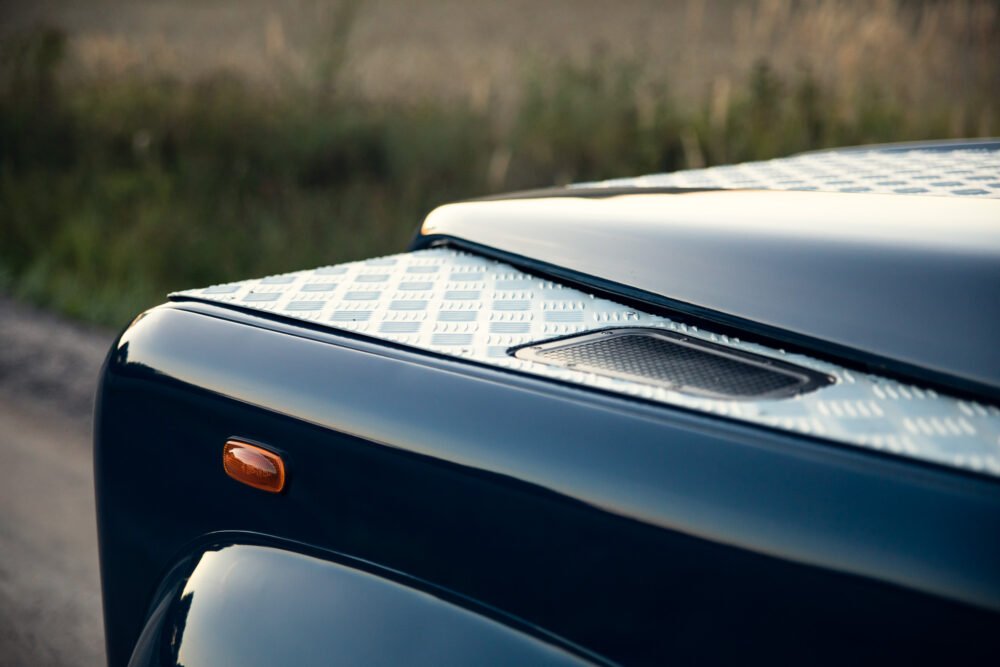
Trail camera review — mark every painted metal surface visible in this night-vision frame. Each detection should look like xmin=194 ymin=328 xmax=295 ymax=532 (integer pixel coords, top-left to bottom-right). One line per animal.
xmin=127 ymin=544 xmax=590 ymax=666
xmin=101 ymin=142 xmax=1000 ymax=665
xmin=582 ymin=145 xmax=1000 ymax=198
xmin=95 ymin=303 xmax=1000 ymax=667
xmin=417 ymin=190 xmax=1000 ymax=397
xmin=174 ymin=248 xmax=1000 ymax=478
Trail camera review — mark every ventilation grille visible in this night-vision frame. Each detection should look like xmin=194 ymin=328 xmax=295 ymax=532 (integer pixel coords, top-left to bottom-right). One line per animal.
xmin=514 ymin=329 xmax=832 ymax=400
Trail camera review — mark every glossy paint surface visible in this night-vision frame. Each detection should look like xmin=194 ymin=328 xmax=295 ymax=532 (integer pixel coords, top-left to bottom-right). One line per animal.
xmin=417 ymin=190 xmax=1000 ymax=397
xmin=95 ymin=303 xmax=1000 ymax=666
xmin=127 ymin=544 xmax=588 ymax=667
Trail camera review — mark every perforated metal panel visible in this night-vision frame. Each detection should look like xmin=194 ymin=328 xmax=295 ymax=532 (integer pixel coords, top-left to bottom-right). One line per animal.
xmin=174 ymin=248 xmax=1000 ymax=479
xmin=514 ymin=329 xmax=832 ymax=400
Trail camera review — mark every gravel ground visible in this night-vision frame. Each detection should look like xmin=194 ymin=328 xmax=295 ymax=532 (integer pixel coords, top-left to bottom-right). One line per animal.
xmin=0 ymin=297 xmax=114 ymax=423
xmin=0 ymin=297 xmax=114 ymax=667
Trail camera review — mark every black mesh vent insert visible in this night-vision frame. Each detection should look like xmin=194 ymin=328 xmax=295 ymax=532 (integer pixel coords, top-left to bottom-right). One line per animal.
xmin=514 ymin=329 xmax=832 ymax=400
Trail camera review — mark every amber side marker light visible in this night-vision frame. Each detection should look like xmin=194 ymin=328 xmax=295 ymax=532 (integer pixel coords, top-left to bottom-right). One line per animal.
xmin=223 ymin=440 xmax=286 ymax=493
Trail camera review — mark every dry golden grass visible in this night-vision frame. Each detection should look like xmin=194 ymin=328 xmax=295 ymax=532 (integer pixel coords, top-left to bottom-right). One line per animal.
xmin=5 ymin=1 xmax=997 ymax=122
xmin=1 ymin=1 xmax=996 ymax=326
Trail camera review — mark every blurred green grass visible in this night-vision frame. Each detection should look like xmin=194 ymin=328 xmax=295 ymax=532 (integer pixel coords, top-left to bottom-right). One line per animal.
xmin=1 ymin=25 xmax=996 ymax=327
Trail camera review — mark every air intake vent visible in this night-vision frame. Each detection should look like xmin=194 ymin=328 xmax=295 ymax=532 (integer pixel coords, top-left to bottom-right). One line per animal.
xmin=514 ymin=328 xmax=832 ymax=400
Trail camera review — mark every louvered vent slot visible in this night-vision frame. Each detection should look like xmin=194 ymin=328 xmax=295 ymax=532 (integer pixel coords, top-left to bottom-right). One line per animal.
xmin=514 ymin=329 xmax=832 ymax=400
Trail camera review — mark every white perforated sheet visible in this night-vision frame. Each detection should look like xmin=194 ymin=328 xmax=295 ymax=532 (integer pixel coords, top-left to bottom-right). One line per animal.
xmin=175 ymin=248 xmax=1000 ymax=479
xmin=583 ymin=147 xmax=1000 ymax=198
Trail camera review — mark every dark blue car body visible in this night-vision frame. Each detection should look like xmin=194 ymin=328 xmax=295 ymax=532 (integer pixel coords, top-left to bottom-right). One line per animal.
xmin=95 ymin=143 xmax=1000 ymax=666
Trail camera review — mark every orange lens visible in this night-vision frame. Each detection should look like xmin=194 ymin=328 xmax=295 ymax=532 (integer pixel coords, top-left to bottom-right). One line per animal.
xmin=223 ymin=440 xmax=286 ymax=493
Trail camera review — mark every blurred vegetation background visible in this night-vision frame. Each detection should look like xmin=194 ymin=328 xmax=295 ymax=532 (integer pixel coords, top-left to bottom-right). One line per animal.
xmin=1 ymin=0 xmax=998 ymax=326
